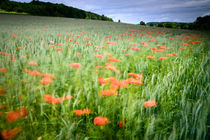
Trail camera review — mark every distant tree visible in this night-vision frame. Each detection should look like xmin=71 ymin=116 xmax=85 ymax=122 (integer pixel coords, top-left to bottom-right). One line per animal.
xmin=118 ymin=19 xmax=120 ymax=23
xmin=165 ymin=22 xmax=176 ymax=28
xmin=140 ymin=21 xmax=145 ymax=25
xmin=193 ymin=15 xmax=210 ymax=30
xmin=101 ymin=14 xmax=105 ymax=20
xmin=149 ymin=23 xmax=154 ymax=26
xmin=157 ymin=23 xmax=163 ymax=27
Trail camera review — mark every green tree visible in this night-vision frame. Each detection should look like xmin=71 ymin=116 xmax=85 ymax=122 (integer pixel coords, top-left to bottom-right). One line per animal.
xmin=140 ymin=21 xmax=145 ymax=25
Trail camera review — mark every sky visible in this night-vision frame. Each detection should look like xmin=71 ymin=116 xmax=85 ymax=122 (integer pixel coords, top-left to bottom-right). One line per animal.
xmin=12 ymin=0 xmax=210 ymax=24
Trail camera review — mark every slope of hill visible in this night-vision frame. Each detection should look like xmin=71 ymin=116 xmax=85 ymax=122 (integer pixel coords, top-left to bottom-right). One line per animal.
xmin=0 ymin=0 xmax=113 ymax=21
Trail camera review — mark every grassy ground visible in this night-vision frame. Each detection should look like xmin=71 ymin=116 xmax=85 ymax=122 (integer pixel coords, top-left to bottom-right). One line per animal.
xmin=0 ymin=14 xmax=209 ymax=140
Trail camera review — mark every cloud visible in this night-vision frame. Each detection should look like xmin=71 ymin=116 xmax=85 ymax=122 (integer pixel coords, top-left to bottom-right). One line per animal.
xmin=161 ymin=0 xmax=210 ymax=9
xmin=202 ymin=11 xmax=210 ymax=16
xmin=107 ymin=13 xmax=134 ymax=22
xmin=82 ymin=5 xmax=101 ymax=11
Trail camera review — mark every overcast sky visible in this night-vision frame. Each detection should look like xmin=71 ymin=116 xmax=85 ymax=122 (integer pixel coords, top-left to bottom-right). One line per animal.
xmin=12 ymin=0 xmax=210 ymax=24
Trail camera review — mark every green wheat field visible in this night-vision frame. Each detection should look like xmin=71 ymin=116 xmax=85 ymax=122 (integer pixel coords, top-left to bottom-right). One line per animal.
xmin=0 ymin=14 xmax=209 ymax=140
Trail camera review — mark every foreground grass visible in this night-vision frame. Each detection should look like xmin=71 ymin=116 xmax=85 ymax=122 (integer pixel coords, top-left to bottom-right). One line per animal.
xmin=0 ymin=14 xmax=209 ymax=140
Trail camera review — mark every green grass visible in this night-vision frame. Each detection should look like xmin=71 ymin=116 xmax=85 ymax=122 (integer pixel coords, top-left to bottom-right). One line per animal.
xmin=0 ymin=14 xmax=209 ymax=140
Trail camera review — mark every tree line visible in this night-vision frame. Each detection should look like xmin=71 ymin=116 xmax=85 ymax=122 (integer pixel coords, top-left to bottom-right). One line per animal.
xmin=0 ymin=0 xmax=113 ymax=21
xmin=139 ymin=15 xmax=210 ymax=30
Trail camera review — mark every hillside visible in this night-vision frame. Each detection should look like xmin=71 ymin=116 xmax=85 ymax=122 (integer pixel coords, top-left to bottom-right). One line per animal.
xmin=0 ymin=0 xmax=113 ymax=21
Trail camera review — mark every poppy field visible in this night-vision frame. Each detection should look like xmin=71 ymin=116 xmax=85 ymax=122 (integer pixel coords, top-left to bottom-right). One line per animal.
xmin=0 ymin=14 xmax=209 ymax=139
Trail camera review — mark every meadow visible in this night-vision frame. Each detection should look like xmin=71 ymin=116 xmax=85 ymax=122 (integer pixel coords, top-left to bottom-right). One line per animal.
xmin=0 ymin=14 xmax=209 ymax=140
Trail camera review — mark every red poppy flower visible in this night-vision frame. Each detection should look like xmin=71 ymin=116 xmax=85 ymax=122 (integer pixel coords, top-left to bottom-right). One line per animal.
xmin=147 ymin=56 xmax=155 ymax=59
xmin=0 ymin=87 xmax=5 ymax=93
xmin=23 ymin=68 xmax=31 ymax=73
xmin=107 ymin=57 xmax=121 ymax=62
xmin=94 ymin=54 xmax=103 ymax=58
xmin=166 ymin=54 xmax=173 ymax=57
xmin=11 ymin=34 xmax=17 ymax=37
xmin=44 ymin=94 xmax=54 ymax=104
xmin=52 ymin=98 xmax=63 ymax=104
xmin=77 ymin=53 xmax=82 ymax=56
xmin=42 ymin=73 xmax=56 ymax=79
xmin=157 ymin=45 xmax=166 ymax=49
xmin=16 ymin=107 xmax=27 ymax=118
xmin=29 ymin=70 xmax=42 ymax=76
xmin=64 ymin=95 xmax=72 ymax=100
xmin=86 ymin=42 xmax=91 ymax=45
xmin=153 ymin=49 xmax=164 ymax=53
xmin=158 ymin=57 xmax=167 ymax=60
xmin=125 ymin=53 xmax=130 ymax=56
xmin=182 ymin=43 xmax=189 ymax=46
xmin=44 ymin=94 xmax=71 ymax=104
xmin=129 ymin=47 xmax=141 ymax=51
xmin=56 ymin=47 xmax=62 ymax=51
xmin=74 ymin=109 xmax=91 ymax=116
xmin=110 ymin=81 xmax=120 ymax=90
xmin=40 ymin=78 xmax=52 ymax=85
xmin=16 ymin=47 xmax=22 ymax=49
xmin=105 ymin=63 xmax=120 ymax=73
xmin=94 ymin=116 xmax=109 ymax=126
xmin=119 ymin=121 xmax=125 ymax=127
xmin=82 ymin=109 xmax=91 ymax=114
xmin=0 ymin=67 xmax=7 ymax=73
xmin=74 ymin=110 xmax=83 ymax=116
xmin=127 ymin=78 xmax=143 ymax=85
xmin=1 ymin=128 xmax=22 ymax=139
xmin=106 ymin=41 xmax=117 ymax=45
xmin=96 ymin=66 xmax=103 ymax=69
xmin=100 ymin=90 xmax=118 ymax=96
xmin=6 ymin=107 xmax=27 ymax=123
xmin=128 ymin=73 xmax=143 ymax=79
xmin=144 ymin=100 xmax=157 ymax=108
xmin=28 ymin=62 xmax=37 ymax=66
xmin=194 ymin=41 xmax=200 ymax=44
xmin=6 ymin=112 xmax=20 ymax=123
xmin=69 ymin=63 xmax=81 ymax=69
xmin=98 ymin=76 xmax=108 ymax=85
xmin=172 ymin=53 xmax=178 ymax=56
xmin=49 ymin=45 xmax=55 ymax=47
